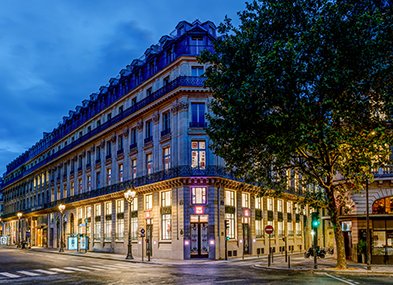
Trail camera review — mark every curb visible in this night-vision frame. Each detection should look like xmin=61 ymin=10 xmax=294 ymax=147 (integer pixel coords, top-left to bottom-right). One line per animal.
xmin=254 ymin=264 xmax=393 ymax=277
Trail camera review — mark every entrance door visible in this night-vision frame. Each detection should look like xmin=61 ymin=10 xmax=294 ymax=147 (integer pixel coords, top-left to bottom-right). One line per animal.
xmin=190 ymin=215 xmax=208 ymax=258
xmin=243 ymin=223 xmax=250 ymax=254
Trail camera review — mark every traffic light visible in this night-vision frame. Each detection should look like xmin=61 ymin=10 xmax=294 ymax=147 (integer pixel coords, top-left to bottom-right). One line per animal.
xmin=224 ymin=220 xmax=229 ymax=229
xmin=311 ymin=212 xmax=320 ymax=229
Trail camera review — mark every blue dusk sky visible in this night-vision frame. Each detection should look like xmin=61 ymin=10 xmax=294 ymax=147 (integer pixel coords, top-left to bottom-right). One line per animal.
xmin=0 ymin=0 xmax=245 ymax=176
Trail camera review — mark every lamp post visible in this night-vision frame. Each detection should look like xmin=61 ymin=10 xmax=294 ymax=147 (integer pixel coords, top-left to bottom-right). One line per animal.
xmin=58 ymin=204 xmax=66 ymax=252
xmin=124 ymin=188 xmax=136 ymax=259
xmin=366 ymin=179 xmax=371 ymax=270
xmin=17 ymin=212 xmax=22 ymax=248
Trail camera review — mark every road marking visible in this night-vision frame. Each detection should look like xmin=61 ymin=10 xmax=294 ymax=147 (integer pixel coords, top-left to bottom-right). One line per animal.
xmin=0 ymin=272 xmax=20 ymax=278
xmin=49 ymin=268 xmax=75 ymax=273
xmin=17 ymin=270 xmax=41 ymax=276
xmin=215 ymin=280 xmax=247 ymax=284
xmin=78 ymin=265 xmax=105 ymax=271
xmin=324 ymin=273 xmax=358 ymax=285
xmin=90 ymin=264 xmax=122 ymax=270
xmin=33 ymin=269 xmax=58 ymax=275
xmin=64 ymin=267 xmax=89 ymax=272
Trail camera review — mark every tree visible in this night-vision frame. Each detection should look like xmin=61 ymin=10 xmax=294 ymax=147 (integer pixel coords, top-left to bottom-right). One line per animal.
xmin=201 ymin=0 xmax=393 ymax=269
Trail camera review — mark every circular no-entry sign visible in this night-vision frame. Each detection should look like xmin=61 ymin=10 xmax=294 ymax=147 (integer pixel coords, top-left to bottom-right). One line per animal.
xmin=265 ymin=225 xmax=274 ymax=235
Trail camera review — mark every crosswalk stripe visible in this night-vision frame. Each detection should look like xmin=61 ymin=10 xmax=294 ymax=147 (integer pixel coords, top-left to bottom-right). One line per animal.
xmin=33 ymin=269 xmax=58 ymax=275
xmin=17 ymin=270 xmax=41 ymax=276
xmin=0 ymin=272 xmax=20 ymax=278
xmin=49 ymin=268 xmax=75 ymax=273
xmin=78 ymin=265 xmax=105 ymax=271
xmin=65 ymin=267 xmax=89 ymax=272
xmin=89 ymin=264 xmax=121 ymax=270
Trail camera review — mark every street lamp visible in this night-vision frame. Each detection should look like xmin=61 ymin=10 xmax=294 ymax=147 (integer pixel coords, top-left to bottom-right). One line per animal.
xmin=124 ymin=188 xmax=136 ymax=259
xmin=17 ymin=212 xmax=22 ymax=248
xmin=58 ymin=204 xmax=66 ymax=252
xmin=366 ymin=179 xmax=371 ymax=270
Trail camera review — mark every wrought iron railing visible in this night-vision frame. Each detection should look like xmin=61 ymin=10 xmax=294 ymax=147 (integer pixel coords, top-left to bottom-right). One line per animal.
xmin=3 ymin=76 xmax=206 ymax=188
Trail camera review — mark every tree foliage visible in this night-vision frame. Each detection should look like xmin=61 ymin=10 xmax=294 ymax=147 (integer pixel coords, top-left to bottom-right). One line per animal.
xmin=201 ymin=0 xmax=393 ymax=269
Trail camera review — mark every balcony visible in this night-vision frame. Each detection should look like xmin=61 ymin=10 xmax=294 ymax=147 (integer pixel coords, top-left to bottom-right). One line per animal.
xmin=3 ymin=76 xmax=207 ymax=188
xmin=144 ymin=136 xmax=153 ymax=144
xmin=161 ymin=128 xmax=171 ymax=138
xmin=189 ymin=122 xmax=207 ymax=128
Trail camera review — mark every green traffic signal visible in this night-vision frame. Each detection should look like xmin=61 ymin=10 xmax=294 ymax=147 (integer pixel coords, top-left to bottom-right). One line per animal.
xmin=311 ymin=212 xmax=320 ymax=229
xmin=226 ymin=236 xmax=230 ymax=241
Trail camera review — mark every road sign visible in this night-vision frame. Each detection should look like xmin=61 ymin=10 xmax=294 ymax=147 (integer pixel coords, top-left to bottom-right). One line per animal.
xmin=140 ymin=228 xmax=145 ymax=234
xmin=265 ymin=225 xmax=274 ymax=235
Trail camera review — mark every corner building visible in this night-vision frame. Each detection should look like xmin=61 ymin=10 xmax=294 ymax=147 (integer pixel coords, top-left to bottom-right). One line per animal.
xmin=1 ymin=20 xmax=309 ymax=259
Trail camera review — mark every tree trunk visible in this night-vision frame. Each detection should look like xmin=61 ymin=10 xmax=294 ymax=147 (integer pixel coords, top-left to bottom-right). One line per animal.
xmin=326 ymin=187 xmax=347 ymax=269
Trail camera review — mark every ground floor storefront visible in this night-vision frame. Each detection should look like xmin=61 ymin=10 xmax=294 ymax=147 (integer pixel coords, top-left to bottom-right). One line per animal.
xmin=3 ymin=179 xmax=310 ymax=260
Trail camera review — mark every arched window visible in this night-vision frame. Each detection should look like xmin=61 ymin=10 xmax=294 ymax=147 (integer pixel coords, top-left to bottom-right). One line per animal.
xmin=372 ymin=196 xmax=393 ymax=214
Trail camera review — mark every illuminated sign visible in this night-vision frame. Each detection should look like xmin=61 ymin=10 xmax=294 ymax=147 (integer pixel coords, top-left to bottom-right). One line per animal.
xmin=243 ymin=208 xmax=250 ymax=217
xmin=195 ymin=206 xmax=204 ymax=215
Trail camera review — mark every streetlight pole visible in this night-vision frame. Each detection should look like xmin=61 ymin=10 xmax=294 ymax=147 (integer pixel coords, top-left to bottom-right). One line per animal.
xmin=58 ymin=204 xmax=66 ymax=252
xmin=17 ymin=212 xmax=22 ymax=248
xmin=366 ymin=179 xmax=371 ymax=270
xmin=124 ymin=188 xmax=136 ymax=260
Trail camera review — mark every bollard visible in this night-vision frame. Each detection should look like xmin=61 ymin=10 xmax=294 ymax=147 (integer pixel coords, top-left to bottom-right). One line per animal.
xmin=288 ymin=255 xmax=291 ymax=268
xmin=268 ymin=253 xmax=270 ymax=267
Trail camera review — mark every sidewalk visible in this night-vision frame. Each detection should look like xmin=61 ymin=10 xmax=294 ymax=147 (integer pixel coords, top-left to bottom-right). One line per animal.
xmin=4 ymin=245 xmax=393 ymax=276
xmin=254 ymin=254 xmax=393 ymax=276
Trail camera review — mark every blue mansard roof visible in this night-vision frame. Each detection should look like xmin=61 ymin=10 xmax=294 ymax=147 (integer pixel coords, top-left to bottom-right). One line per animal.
xmin=4 ymin=20 xmax=216 ymax=179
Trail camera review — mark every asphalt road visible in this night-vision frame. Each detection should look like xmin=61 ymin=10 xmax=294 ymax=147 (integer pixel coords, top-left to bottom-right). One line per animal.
xmin=0 ymin=248 xmax=392 ymax=285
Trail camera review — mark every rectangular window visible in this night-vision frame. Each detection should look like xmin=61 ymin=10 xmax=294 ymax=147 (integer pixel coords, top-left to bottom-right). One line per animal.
xmin=225 ymin=213 xmax=235 ymax=239
xmin=242 ymin=193 xmax=250 ymax=208
xmin=106 ymin=168 xmax=112 ymax=186
xmin=162 ymin=111 xmax=170 ymax=132
xmin=106 ymin=141 xmax=112 ymax=157
xmin=225 ymin=190 xmax=235 ymax=206
xmin=87 ymin=175 xmax=92 ymax=191
xmin=78 ymin=178 xmax=83 ymax=194
xmin=96 ymin=146 xmax=101 ymax=161
xmin=146 ymin=87 xmax=152 ymax=96
xmin=119 ymin=164 xmax=124 ymax=182
xmin=116 ymin=199 xmax=124 ymax=240
xmin=146 ymin=153 xmax=153 ymax=175
xmin=96 ymin=171 xmax=101 ymax=189
xmin=278 ymin=221 xmax=284 ymax=237
xmin=288 ymin=221 xmax=294 ymax=236
xmin=118 ymin=135 xmax=123 ymax=151
xmin=131 ymin=158 xmax=137 ymax=179
xmin=77 ymin=207 xmax=83 ymax=234
xmin=131 ymin=197 xmax=138 ymax=240
xmin=161 ymin=214 xmax=171 ymax=240
xmin=63 ymin=184 xmax=67 ymax=199
xmin=278 ymin=199 xmax=283 ymax=212
xmin=255 ymin=196 xmax=262 ymax=210
xmin=296 ymin=221 xmax=302 ymax=236
xmin=87 ymin=151 xmax=91 ymax=165
xmin=163 ymin=146 xmax=171 ymax=171
xmin=255 ymin=219 xmax=263 ymax=238
xmin=190 ymin=102 xmax=205 ymax=127
xmin=191 ymin=141 xmax=206 ymax=169
xmin=267 ymin=198 xmax=274 ymax=211
xmin=161 ymin=190 xmax=172 ymax=207
xmin=70 ymin=181 xmax=75 ymax=196
xmin=163 ymin=76 xmax=170 ymax=86
xmin=191 ymin=66 xmax=204 ymax=76
xmin=287 ymin=201 xmax=292 ymax=213
xmin=130 ymin=128 xmax=137 ymax=147
xmin=104 ymin=202 xmax=112 ymax=241
xmin=145 ymin=120 xmax=152 ymax=141
xmin=94 ymin=204 xmax=102 ymax=241
xmin=191 ymin=187 xmax=207 ymax=204
xmin=86 ymin=206 xmax=92 ymax=237
xmin=145 ymin=194 xmax=153 ymax=210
